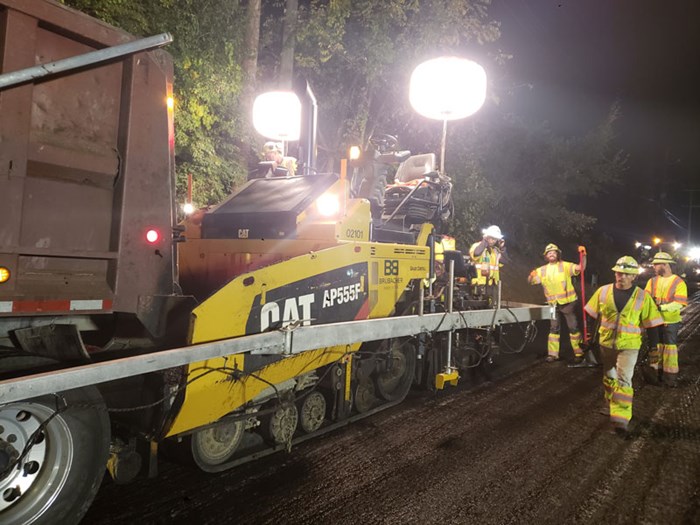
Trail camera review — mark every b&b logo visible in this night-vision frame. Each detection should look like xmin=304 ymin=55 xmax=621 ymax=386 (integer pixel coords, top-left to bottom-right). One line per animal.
xmin=384 ymin=259 xmax=399 ymax=276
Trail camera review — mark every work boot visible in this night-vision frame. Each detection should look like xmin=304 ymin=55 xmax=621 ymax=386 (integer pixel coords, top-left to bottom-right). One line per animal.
xmin=567 ymin=353 xmax=597 ymax=368
xmin=545 ymin=356 xmax=558 ymax=363
xmin=607 ymin=421 xmax=630 ymax=439
xmin=642 ymin=366 xmax=661 ymax=386
xmin=614 ymin=426 xmax=631 ymax=439
xmin=663 ymin=373 xmax=679 ymax=388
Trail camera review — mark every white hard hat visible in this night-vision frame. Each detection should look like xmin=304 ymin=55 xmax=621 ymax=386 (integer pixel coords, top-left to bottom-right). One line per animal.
xmin=482 ymin=225 xmax=503 ymax=240
xmin=263 ymin=141 xmax=283 ymax=154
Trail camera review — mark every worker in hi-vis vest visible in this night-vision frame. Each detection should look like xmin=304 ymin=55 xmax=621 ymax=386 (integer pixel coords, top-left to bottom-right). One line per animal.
xmin=643 ymin=252 xmax=687 ymax=387
xmin=584 ymin=256 xmax=663 ymax=436
xmin=469 ymin=225 xmax=506 ymax=307
xmin=528 ymin=243 xmax=587 ymax=363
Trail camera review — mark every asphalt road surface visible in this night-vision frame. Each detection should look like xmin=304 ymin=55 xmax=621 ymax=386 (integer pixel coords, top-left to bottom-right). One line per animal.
xmin=86 ymin=297 xmax=700 ymax=525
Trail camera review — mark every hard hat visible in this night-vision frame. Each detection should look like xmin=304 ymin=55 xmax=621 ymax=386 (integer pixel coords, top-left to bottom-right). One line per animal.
xmin=651 ymin=251 xmax=676 ymax=265
xmin=543 ymin=243 xmax=561 ymax=255
xmin=611 ymin=256 xmax=640 ymax=274
xmin=482 ymin=225 xmax=503 ymax=240
xmin=262 ymin=141 xmax=283 ymax=154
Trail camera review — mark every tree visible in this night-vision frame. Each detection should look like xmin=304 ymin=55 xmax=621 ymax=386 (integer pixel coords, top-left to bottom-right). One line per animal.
xmin=62 ymin=0 xmax=250 ymax=207
xmin=293 ymin=0 xmax=502 ymax=169
xmin=447 ymin=104 xmax=627 ymax=256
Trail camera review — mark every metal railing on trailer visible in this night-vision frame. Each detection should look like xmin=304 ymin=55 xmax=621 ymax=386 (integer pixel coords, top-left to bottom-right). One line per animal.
xmin=0 ymin=301 xmax=553 ymax=404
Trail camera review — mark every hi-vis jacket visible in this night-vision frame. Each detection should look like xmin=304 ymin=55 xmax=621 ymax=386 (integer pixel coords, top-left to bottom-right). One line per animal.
xmin=529 ymin=261 xmax=579 ymax=305
xmin=644 ymin=274 xmax=687 ymax=324
xmin=584 ymin=284 xmax=663 ymax=350
xmin=469 ymin=242 xmax=502 ymax=285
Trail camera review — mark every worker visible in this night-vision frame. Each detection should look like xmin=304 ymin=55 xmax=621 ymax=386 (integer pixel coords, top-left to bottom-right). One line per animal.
xmin=643 ymin=252 xmax=687 ymax=387
xmin=262 ymin=141 xmax=297 ymax=177
xmin=528 ymin=244 xmax=587 ymax=363
xmin=584 ymin=256 xmax=664 ymax=436
xmin=469 ymin=225 xmax=505 ymax=307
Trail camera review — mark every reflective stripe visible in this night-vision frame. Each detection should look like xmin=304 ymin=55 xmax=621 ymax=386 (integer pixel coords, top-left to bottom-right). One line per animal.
xmin=600 ymin=319 xmax=641 ymax=334
xmin=610 ymin=415 xmax=630 ymax=425
xmin=475 ymin=263 xmax=500 ymax=271
xmin=612 ymin=391 xmax=633 ymax=404
xmin=70 ymin=300 xmax=106 ymax=311
xmin=0 ymin=299 xmax=113 ymax=313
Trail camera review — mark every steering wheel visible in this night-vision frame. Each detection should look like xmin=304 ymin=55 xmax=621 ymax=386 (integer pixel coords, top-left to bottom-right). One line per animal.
xmin=369 ymin=134 xmax=398 ymax=153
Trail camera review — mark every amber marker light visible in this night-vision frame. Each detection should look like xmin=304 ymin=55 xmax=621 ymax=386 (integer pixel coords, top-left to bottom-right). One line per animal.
xmin=0 ymin=266 xmax=10 ymax=283
xmin=166 ymin=96 xmax=175 ymax=110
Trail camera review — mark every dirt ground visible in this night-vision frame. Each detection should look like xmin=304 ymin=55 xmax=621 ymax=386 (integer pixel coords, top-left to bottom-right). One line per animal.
xmin=85 ymin=296 xmax=700 ymax=525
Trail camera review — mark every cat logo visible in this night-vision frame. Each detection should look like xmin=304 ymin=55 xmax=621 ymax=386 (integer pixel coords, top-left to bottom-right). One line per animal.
xmin=260 ymin=293 xmax=314 ymax=331
xmin=238 ymin=229 xmax=249 ymax=239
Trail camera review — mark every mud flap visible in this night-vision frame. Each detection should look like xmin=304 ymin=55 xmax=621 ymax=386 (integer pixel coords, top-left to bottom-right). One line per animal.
xmin=12 ymin=324 xmax=90 ymax=362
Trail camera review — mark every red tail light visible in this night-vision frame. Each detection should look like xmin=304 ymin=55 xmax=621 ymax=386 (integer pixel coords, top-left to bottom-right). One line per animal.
xmin=145 ymin=229 xmax=161 ymax=244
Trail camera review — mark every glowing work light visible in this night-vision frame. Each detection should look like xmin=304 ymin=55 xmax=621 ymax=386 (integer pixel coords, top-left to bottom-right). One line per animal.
xmin=409 ymin=57 xmax=487 ymax=121
xmin=0 ymin=266 xmax=10 ymax=283
xmin=316 ymin=194 xmax=340 ymax=217
xmin=409 ymin=57 xmax=487 ymax=172
xmin=252 ymin=91 xmax=302 ymax=141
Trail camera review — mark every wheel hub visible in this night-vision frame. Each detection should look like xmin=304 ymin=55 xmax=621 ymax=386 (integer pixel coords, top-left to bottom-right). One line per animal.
xmin=0 ymin=405 xmax=52 ymax=512
xmin=0 ymin=439 xmax=19 ymax=477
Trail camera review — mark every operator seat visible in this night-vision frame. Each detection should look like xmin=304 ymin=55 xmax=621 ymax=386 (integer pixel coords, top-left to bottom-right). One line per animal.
xmin=393 ymin=153 xmax=437 ymax=183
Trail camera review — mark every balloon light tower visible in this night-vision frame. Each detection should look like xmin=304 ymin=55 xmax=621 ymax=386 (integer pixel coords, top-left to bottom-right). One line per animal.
xmin=252 ymin=91 xmax=302 ymax=151
xmin=409 ymin=57 xmax=487 ymax=172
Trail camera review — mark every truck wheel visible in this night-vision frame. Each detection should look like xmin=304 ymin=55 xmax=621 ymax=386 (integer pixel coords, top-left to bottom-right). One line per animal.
xmin=0 ymin=359 xmax=109 ymax=525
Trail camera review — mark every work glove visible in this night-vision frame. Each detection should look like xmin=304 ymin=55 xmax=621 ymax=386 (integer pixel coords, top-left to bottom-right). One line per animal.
xmin=578 ymin=245 xmax=587 ymax=255
xmin=660 ymin=302 xmax=683 ymax=313
xmin=497 ymin=239 xmax=506 ymax=249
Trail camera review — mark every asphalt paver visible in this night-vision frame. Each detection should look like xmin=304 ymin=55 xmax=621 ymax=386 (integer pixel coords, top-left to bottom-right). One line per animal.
xmin=86 ymin=297 xmax=700 ymax=524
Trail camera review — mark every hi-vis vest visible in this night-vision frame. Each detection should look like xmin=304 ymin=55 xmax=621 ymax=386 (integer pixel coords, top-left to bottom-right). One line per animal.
xmin=644 ymin=274 xmax=687 ymax=324
xmin=584 ymin=284 xmax=663 ymax=350
xmin=469 ymin=243 xmax=501 ymax=285
xmin=530 ymin=261 xmax=578 ymax=305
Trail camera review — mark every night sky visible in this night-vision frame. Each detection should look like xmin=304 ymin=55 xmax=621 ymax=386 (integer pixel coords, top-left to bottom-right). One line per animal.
xmin=490 ymin=0 xmax=700 ymax=248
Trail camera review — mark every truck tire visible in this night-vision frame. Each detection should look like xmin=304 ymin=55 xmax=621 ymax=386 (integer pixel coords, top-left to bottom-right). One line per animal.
xmin=0 ymin=356 xmax=110 ymax=525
